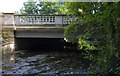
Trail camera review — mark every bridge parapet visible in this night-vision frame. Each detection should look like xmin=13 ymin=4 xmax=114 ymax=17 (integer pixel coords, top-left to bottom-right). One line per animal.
xmin=1 ymin=13 xmax=77 ymax=26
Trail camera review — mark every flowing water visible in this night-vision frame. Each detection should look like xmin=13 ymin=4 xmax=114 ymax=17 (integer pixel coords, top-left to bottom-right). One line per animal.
xmin=2 ymin=43 xmax=90 ymax=75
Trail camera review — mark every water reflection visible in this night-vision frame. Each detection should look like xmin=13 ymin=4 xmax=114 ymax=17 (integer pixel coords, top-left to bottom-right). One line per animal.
xmin=2 ymin=43 xmax=90 ymax=74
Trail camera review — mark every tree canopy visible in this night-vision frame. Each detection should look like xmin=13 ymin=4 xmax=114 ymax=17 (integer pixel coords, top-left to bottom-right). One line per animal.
xmin=20 ymin=1 xmax=64 ymax=15
xmin=20 ymin=2 xmax=38 ymax=15
xmin=64 ymin=2 xmax=120 ymax=74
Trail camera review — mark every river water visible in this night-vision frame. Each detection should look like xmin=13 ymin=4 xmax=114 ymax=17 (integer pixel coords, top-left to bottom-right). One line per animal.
xmin=2 ymin=43 xmax=90 ymax=75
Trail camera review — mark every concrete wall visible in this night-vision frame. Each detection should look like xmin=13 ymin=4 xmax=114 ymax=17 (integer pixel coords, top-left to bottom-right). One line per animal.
xmin=14 ymin=27 xmax=65 ymax=38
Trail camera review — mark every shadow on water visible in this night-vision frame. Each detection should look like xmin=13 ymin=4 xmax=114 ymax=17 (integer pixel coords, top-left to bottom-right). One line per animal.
xmin=2 ymin=42 xmax=91 ymax=75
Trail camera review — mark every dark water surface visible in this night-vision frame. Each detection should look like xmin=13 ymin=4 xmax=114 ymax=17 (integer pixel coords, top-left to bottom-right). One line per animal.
xmin=2 ymin=43 xmax=90 ymax=75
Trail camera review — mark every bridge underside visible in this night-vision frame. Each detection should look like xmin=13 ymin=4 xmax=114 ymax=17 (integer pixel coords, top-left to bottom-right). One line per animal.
xmin=15 ymin=38 xmax=65 ymax=50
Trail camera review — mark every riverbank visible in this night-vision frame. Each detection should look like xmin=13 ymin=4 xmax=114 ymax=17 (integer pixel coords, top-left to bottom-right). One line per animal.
xmin=2 ymin=43 xmax=90 ymax=75
xmin=2 ymin=30 xmax=14 ymax=46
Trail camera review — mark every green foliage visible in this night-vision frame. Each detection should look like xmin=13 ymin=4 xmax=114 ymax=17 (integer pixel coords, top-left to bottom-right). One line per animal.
xmin=2 ymin=31 xmax=11 ymax=44
xmin=78 ymin=38 xmax=96 ymax=50
xmin=64 ymin=21 xmax=80 ymax=43
xmin=58 ymin=4 xmax=68 ymax=15
xmin=38 ymin=2 xmax=63 ymax=15
xmin=64 ymin=2 xmax=120 ymax=74
xmin=20 ymin=1 xmax=64 ymax=15
xmin=20 ymin=2 xmax=38 ymax=15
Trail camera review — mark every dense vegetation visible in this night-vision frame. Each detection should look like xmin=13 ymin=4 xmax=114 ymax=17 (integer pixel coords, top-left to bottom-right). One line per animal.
xmin=64 ymin=2 xmax=120 ymax=74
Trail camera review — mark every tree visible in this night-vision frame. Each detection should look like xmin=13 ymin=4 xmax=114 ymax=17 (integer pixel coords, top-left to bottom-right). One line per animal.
xmin=38 ymin=2 xmax=64 ymax=15
xmin=20 ymin=1 xmax=38 ymax=15
xmin=20 ymin=0 xmax=64 ymax=15
xmin=64 ymin=2 xmax=120 ymax=74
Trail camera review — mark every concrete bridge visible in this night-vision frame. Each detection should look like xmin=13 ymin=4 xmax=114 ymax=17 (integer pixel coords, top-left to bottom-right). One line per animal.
xmin=0 ymin=13 xmax=77 ymax=50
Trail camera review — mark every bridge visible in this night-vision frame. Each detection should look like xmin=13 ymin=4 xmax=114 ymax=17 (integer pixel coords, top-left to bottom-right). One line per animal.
xmin=0 ymin=13 xmax=77 ymax=50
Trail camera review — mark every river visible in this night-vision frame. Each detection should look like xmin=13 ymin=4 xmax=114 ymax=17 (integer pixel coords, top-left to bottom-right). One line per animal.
xmin=2 ymin=43 xmax=90 ymax=75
